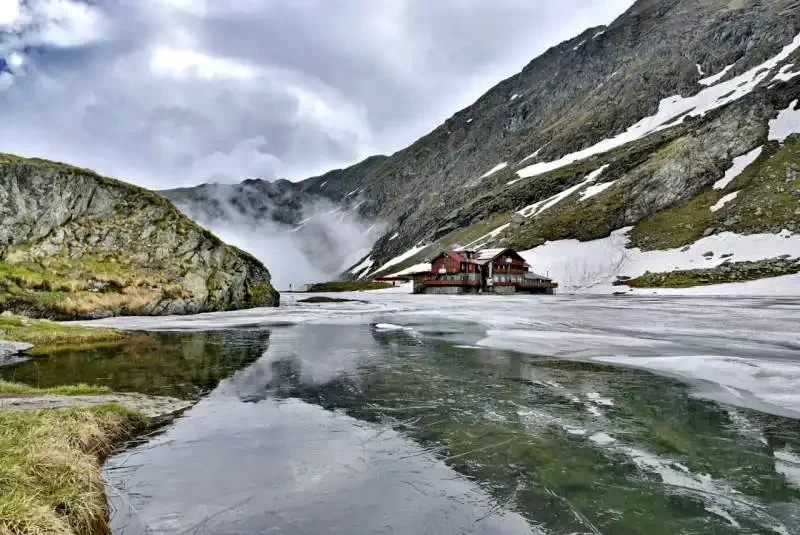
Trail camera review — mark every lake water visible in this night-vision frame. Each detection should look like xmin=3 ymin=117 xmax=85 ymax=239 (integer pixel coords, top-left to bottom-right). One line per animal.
xmin=6 ymin=293 xmax=800 ymax=533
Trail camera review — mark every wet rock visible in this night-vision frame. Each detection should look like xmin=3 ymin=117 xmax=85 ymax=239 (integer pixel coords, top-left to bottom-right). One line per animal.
xmin=0 ymin=340 xmax=33 ymax=366
xmin=0 ymin=393 xmax=195 ymax=422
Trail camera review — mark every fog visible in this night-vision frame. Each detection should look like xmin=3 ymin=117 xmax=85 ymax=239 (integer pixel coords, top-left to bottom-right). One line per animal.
xmin=185 ymin=199 xmax=382 ymax=291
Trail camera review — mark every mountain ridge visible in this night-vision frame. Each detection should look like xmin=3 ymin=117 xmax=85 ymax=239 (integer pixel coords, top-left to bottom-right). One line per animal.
xmin=162 ymin=0 xmax=800 ymax=290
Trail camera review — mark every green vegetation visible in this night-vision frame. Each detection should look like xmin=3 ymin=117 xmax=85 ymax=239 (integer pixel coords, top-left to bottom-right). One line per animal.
xmin=0 ymin=381 xmax=111 ymax=396
xmin=307 ymin=281 xmax=393 ymax=292
xmin=246 ymin=282 xmax=280 ymax=306
xmin=626 ymin=258 xmax=800 ymax=288
xmin=0 ymin=314 xmax=123 ymax=355
xmin=630 ymin=139 xmax=800 ymax=250
xmin=0 ymin=404 xmax=147 ymax=535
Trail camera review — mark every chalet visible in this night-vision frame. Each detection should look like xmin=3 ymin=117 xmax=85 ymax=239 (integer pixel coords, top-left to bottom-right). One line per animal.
xmin=409 ymin=248 xmax=557 ymax=295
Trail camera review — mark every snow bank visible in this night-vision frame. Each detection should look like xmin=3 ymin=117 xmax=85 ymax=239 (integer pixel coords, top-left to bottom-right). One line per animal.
xmin=580 ymin=179 xmax=618 ymax=201
xmin=350 ymin=256 xmax=374 ymax=278
xmin=769 ymin=99 xmax=800 ymax=142
xmin=698 ymin=64 xmax=735 ymax=86
xmin=516 ymin=33 xmax=800 ymax=180
xmin=480 ymin=162 xmax=508 ymax=179
xmin=518 ymin=165 xmax=608 ymax=217
xmin=520 ymin=228 xmax=800 ymax=294
xmin=773 ymin=64 xmax=800 ymax=84
xmin=386 ymin=263 xmax=432 ymax=278
xmin=713 ymin=146 xmax=762 ymax=190
xmin=709 ymin=191 xmax=739 ymax=212
xmin=368 ymin=244 xmax=428 ymax=277
xmin=463 ymin=223 xmax=511 ymax=249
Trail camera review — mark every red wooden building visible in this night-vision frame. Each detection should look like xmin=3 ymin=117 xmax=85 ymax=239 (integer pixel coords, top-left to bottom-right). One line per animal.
xmin=413 ymin=248 xmax=557 ymax=295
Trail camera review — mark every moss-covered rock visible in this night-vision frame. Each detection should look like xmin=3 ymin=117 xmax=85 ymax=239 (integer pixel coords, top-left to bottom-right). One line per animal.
xmin=0 ymin=155 xmax=279 ymax=319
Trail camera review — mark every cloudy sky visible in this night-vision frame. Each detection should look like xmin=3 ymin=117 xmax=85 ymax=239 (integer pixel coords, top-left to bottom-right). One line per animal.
xmin=0 ymin=0 xmax=633 ymax=189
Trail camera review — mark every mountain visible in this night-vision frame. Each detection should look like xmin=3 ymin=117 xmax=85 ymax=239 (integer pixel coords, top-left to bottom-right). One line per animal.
xmin=0 ymin=154 xmax=279 ymax=319
xmin=163 ymin=0 xmax=800 ymax=292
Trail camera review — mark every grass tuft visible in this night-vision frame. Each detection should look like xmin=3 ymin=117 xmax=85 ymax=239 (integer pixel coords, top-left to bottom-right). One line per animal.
xmin=0 ymin=381 xmax=111 ymax=396
xmin=0 ymin=404 xmax=147 ymax=535
xmin=0 ymin=315 xmax=123 ymax=348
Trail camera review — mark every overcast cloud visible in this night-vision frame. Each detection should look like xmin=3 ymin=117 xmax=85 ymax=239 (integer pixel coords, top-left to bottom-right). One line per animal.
xmin=0 ymin=0 xmax=633 ymax=189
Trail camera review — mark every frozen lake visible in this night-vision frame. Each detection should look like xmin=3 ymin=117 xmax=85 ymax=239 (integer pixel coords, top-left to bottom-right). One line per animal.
xmin=19 ymin=293 xmax=800 ymax=533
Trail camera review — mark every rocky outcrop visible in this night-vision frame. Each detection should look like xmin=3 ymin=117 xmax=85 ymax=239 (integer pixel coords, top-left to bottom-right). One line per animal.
xmin=0 ymin=340 xmax=32 ymax=366
xmin=0 ymin=154 xmax=279 ymax=319
xmin=626 ymin=257 xmax=800 ymax=288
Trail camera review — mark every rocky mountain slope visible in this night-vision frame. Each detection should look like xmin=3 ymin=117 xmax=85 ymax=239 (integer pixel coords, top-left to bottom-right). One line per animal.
xmin=0 ymin=154 xmax=279 ymax=319
xmin=163 ymin=0 xmax=800 ymax=292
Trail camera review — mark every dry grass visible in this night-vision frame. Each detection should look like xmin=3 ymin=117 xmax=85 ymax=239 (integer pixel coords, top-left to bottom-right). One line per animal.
xmin=57 ymin=288 xmax=156 ymax=316
xmin=0 ymin=381 xmax=111 ymax=396
xmin=0 ymin=315 xmax=123 ymax=347
xmin=0 ymin=404 xmax=147 ymax=535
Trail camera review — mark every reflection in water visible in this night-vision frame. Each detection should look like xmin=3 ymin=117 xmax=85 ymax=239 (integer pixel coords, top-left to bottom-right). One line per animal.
xmin=106 ymin=323 xmax=800 ymax=534
xmin=0 ymin=330 xmax=271 ymax=398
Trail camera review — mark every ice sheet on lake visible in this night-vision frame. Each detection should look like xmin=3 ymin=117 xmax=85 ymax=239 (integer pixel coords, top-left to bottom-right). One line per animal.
xmin=593 ymin=355 xmax=800 ymax=418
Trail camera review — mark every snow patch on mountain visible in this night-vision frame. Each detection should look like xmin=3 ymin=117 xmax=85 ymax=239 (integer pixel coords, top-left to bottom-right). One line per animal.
xmin=516 ymin=33 xmax=800 ymax=180
xmin=714 ymin=146 xmax=763 ymax=190
xmin=480 ymin=162 xmax=508 ymax=179
xmin=368 ymin=244 xmax=428 ymax=277
xmin=769 ymin=100 xmax=800 ymax=142
xmin=710 ymin=191 xmax=739 ymax=212
xmin=698 ymin=64 xmax=735 ymax=86
xmin=518 ymin=165 xmax=609 ymax=217
xmin=520 ymin=228 xmax=800 ymax=294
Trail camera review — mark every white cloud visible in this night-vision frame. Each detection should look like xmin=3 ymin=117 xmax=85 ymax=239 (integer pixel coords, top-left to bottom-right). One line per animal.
xmin=0 ymin=0 xmax=21 ymax=27
xmin=149 ymin=47 xmax=257 ymax=80
xmin=0 ymin=71 xmax=13 ymax=91
xmin=0 ymin=0 xmax=635 ymax=189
